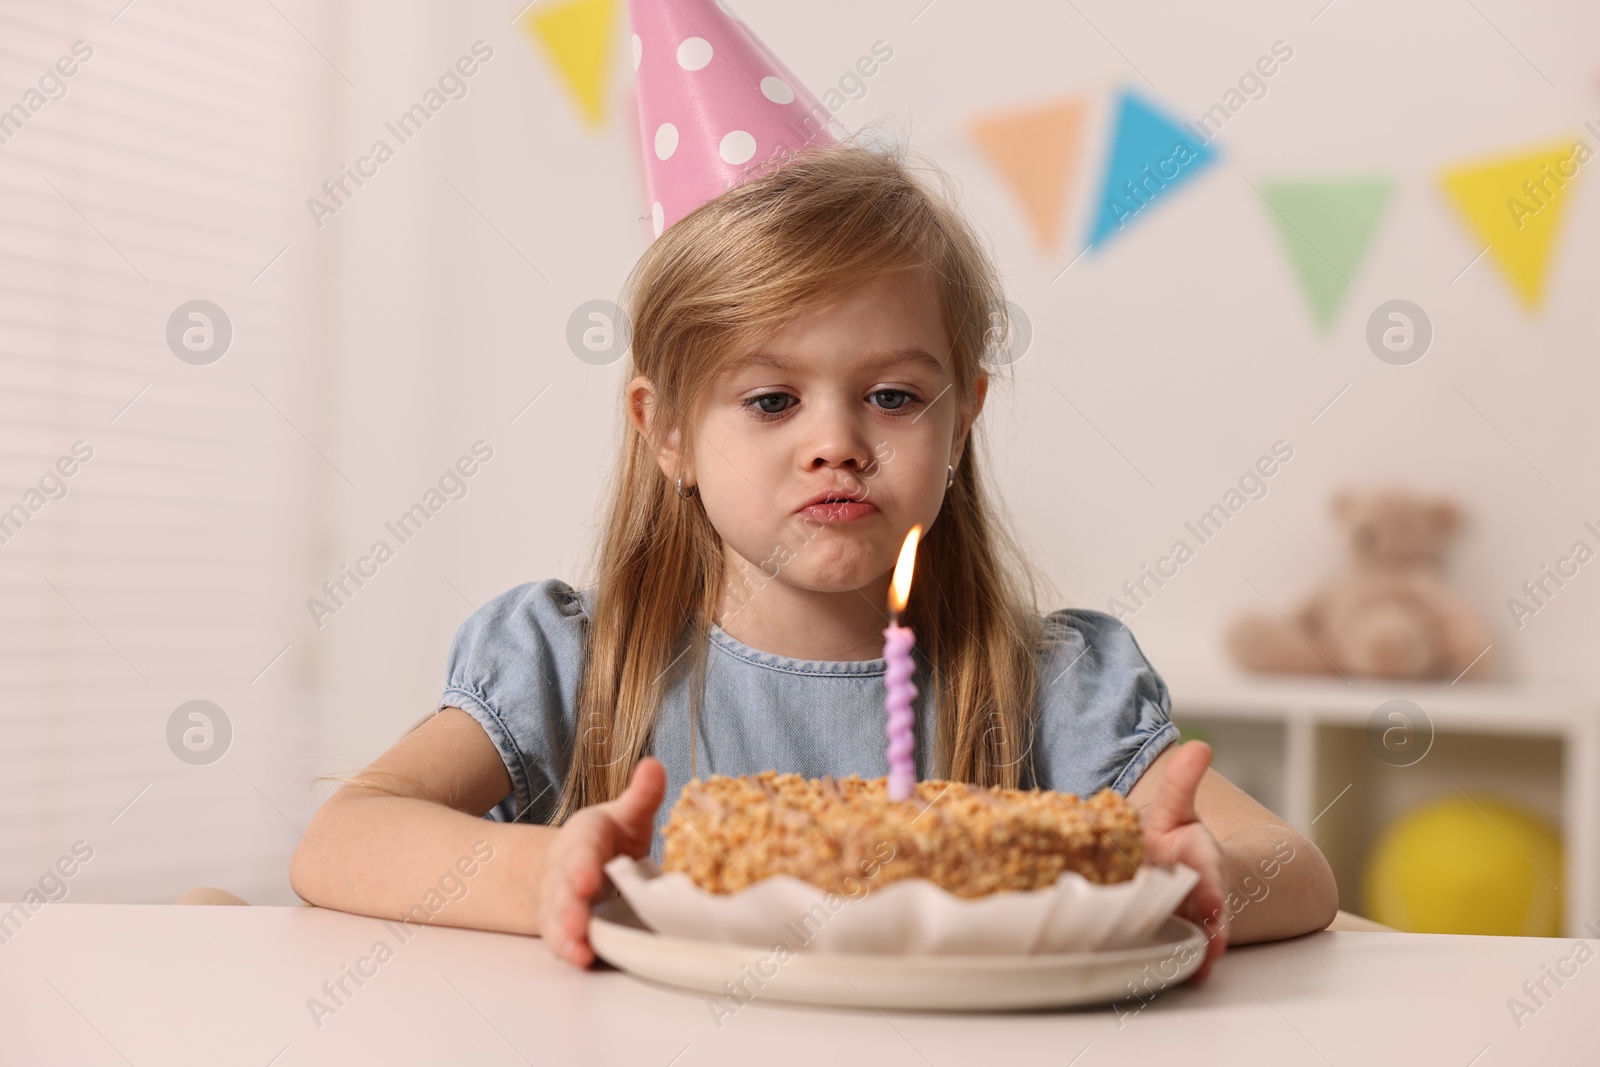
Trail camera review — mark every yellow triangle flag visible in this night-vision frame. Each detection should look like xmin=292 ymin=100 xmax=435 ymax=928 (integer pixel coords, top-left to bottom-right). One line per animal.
xmin=968 ymin=98 xmax=1087 ymax=254
xmin=1440 ymin=138 xmax=1586 ymax=310
xmin=521 ymin=0 xmax=616 ymax=129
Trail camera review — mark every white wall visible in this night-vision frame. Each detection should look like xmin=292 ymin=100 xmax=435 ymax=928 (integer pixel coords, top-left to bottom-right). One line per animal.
xmin=280 ymin=0 xmax=1600 ymax=901
xmin=0 ymin=0 xmax=1580 ymax=909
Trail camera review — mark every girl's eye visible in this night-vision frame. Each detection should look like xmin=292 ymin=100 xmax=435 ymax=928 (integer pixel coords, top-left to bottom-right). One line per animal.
xmin=742 ymin=392 xmax=796 ymax=419
xmin=870 ymin=389 xmax=921 ymax=414
xmin=740 ymin=389 xmax=925 ymax=421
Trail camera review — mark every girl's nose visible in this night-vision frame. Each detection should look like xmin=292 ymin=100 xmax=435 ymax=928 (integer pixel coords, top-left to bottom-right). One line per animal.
xmin=805 ymin=399 xmax=876 ymax=473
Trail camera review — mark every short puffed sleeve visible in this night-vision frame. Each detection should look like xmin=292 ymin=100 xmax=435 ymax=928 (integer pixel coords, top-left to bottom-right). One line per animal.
xmin=438 ymin=578 xmax=589 ymax=825
xmin=1028 ymin=608 xmax=1180 ymax=797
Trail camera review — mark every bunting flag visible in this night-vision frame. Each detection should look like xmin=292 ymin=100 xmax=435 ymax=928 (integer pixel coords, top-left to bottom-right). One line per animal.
xmin=1260 ymin=178 xmax=1393 ymax=329
xmin=1439 ymin=138 xmax=1586 ymax=310
xmin=968 ymin=98 xmax=1087 ymax=254
xmin=1085 ymin=88 xmax=1218 ymax=252
xmin=521 ymin=0 xmax=617 ymax=129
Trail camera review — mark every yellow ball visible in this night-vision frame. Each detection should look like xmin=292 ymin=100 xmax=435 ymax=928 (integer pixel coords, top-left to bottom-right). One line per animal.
xmin=1364 ymin=794 xmax=1562 ymax=936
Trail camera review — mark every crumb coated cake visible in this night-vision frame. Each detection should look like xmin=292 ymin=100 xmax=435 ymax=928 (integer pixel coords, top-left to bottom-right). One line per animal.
xmin=660 ymin=771 xmax=1142 ymax=898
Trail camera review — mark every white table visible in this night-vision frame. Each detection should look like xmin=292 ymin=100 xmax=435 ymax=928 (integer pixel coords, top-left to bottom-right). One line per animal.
xmin=0 ymin=903 xmax=1591 ymax=1065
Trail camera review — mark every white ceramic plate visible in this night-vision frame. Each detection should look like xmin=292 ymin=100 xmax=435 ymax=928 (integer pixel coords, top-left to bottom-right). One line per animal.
xmin=588 ymin=896 xmax=1208 ymax=1011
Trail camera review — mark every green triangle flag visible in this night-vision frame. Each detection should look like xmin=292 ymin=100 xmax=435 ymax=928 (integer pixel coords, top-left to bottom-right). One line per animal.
xmin=1260 ymin=178 xmax=1393 ymax=330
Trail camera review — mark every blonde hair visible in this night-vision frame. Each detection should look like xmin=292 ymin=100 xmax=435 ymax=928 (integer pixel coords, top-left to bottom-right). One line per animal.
xmin=555 ymin=129 xmax=1054 ymax=823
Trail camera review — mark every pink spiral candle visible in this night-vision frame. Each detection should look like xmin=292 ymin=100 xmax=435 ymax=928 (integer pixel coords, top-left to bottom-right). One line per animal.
xmin=883 ymin=525 xmax=923 ymax=802
xmin=884 ymin=619 xmax=917 ymax=801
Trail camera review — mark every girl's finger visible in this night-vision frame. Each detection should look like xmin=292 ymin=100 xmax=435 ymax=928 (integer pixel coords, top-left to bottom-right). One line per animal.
xmin=1145 ymin=741 xmax=1211 ymax=833
xmin=566 ymin=848 xmax=602 ymax=900
xmin=543 ymin=891 xmax=584 ymax=966
xmin=564 ymin=899 xmax=590 ymax=947
xmin=560 ymin=898 xmax=595 ymax=966
xmin=607 ymin=757 xmax=668 ymax=846
xmin=540 ymin=879 xmax=572 ymax=960
xmin=560 ymin=816 xmax=612 ymax=898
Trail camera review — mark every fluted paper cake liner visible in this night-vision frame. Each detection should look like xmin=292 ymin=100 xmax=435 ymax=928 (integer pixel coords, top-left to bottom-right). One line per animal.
xmin=604 ymin=855 xmax=1200 ymax=955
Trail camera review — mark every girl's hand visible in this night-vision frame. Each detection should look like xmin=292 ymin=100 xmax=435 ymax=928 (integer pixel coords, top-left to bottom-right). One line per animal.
xmin=1140 ymin=740 xmax=1230 ymax=984
xmin=536 ymin=756 xmax=667 ymax=968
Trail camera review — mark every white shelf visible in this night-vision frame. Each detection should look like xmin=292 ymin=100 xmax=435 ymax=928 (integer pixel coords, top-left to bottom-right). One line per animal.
xmin=1164 ymin=671 xmax=1600 ymax=940
xmin=1168 ymin=672 xmax=1596 ymax=732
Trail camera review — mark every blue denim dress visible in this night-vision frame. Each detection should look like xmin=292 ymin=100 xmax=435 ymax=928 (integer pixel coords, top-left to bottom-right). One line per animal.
xmin=438 ymin=579 xmax=1179 ymax=862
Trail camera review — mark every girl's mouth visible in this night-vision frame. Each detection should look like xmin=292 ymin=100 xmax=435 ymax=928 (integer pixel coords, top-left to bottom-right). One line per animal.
xmin=800 ymin=501 xmax=878 ymax=523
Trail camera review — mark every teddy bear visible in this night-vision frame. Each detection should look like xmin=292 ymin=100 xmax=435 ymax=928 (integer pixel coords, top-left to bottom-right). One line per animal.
xmin=1226 ymin=488 xmax=1495 ymax=681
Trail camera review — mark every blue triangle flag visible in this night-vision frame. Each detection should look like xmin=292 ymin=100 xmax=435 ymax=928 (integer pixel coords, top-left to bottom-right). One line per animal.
xmin=1086 ymin=89 xmax=1219 ymax=251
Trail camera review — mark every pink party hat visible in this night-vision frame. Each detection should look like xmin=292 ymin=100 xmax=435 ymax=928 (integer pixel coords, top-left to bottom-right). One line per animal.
xmin=629 ymin=0 xmax=843 ymax=237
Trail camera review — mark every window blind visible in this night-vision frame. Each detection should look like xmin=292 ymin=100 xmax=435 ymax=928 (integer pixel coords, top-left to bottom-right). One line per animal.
xmin=1 ymin=0 xmax=328 ymax=906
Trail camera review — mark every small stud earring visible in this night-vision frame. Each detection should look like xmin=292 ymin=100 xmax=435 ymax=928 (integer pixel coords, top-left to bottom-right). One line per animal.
xmin=676 ymin=474 xmax=697 ymax=499
xmin=946 ymin=464 xmax=956 ymax=489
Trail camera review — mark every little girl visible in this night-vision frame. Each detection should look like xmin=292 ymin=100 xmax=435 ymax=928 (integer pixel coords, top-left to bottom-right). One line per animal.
xmin=290 ymin=140 xmax=1339 ymax=983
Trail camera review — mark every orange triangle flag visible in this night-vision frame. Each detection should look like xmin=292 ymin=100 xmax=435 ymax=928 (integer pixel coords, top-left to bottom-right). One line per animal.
xmin=969 ymin=98 xmax=1087 ymax=254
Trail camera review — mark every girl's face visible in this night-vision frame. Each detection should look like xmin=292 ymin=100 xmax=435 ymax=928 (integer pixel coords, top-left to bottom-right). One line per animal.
xmin=649 ymin=269 xmax=986 ymax=603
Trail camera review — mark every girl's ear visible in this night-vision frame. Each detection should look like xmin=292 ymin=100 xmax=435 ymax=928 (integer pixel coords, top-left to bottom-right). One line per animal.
xmin=628 ymin=374 xmax=688 ymax=479
xmin=951 ymin=373 xmax=989 ymax=468
xmin=626 ymin=374 xmax=655 ymax=437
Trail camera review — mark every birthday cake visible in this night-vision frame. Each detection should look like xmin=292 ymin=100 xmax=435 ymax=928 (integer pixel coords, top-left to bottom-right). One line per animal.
xmin=660 ymin=771 xmax=1143 ymax=898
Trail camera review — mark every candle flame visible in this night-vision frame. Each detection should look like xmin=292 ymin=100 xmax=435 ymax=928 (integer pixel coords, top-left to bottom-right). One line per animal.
xmin=888 ymin=525 xmax=921 ymax=614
